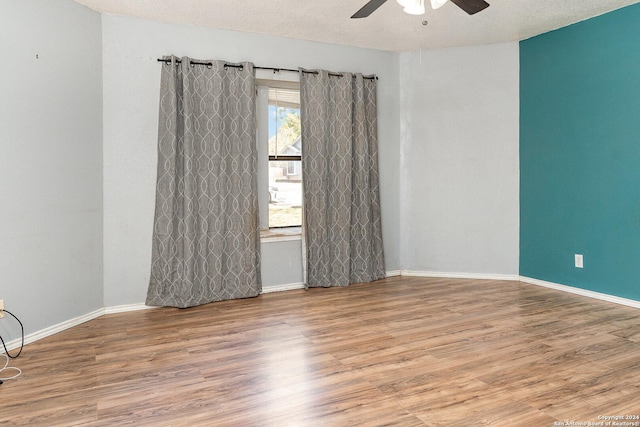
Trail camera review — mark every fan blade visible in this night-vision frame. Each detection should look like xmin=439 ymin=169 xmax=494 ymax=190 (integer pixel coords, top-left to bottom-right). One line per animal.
xmin=449 ymin=0 xmax=489 ymax=15
xmin=351 ymin=0 xmax=388 ymax=18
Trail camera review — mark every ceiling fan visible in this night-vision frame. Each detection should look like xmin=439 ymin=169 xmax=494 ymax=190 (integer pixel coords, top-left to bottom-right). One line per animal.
xmin=351 ymin=0 xmax=489 ymax=18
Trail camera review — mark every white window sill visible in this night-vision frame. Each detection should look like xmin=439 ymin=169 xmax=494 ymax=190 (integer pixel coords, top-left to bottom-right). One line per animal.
xmin=260 ymin=227 xmax=302 ymax=243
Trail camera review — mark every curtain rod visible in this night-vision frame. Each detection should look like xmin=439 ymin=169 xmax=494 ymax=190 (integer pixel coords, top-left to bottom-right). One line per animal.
xmin=156 ymin=58 xmax=378 ymax=80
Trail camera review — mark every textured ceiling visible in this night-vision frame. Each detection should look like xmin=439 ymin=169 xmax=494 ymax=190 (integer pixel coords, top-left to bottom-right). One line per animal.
xmin=73 ymin=0 xmax=640 ymax=52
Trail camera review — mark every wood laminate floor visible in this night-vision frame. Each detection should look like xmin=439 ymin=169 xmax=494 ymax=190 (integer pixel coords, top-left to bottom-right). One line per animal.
xmin=1 ymin=277 xmax=639 ymax=426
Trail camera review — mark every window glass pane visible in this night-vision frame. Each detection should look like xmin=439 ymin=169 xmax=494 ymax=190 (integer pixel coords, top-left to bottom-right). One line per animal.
xmin=269 ymin=160 xmax=302 ymax=228
xmin=268 ymin=104 xmax=301 ymax=157
xmin=266 ymin=87 xmax=302 ymax=230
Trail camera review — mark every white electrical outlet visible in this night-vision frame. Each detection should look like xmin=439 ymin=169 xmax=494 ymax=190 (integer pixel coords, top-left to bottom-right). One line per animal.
xmin=575 ymin=254 xmax=584 ymax=269
xmin=0 ymin=299 xmax=4 ymax=318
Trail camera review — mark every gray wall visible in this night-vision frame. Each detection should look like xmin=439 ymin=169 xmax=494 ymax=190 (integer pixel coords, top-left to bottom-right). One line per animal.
xmin=101 ymin=15 xmax=402 ymax=306
xmin=0 ymin=1 xmax=103 ymax=337
xmin=398 ymin=44 xmax=520 ymax=276
xmin=2 ymin=1 xmax=521 ymax=342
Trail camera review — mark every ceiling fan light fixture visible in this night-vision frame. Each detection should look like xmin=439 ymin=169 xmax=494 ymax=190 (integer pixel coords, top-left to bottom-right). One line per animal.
xmin=352 ymin=0 xmax=488 ymax=19
xmin=430 ymin=0 xmax=448 ymax=9
xmin=399 ymin=0 xmax=425 ymax=15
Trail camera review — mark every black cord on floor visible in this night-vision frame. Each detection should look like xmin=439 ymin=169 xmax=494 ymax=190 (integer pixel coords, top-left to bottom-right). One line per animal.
xmin=0 ymin=309 xmax=24 ymax=383
xmin=0 ymin=309 xmax=24 ymax=359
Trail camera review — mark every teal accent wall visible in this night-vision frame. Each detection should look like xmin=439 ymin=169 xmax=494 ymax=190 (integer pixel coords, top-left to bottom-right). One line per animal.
xmin=520 ymin=4 xmax=640 ymax=301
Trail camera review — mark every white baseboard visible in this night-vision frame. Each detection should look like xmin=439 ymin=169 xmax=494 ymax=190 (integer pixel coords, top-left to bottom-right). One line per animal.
xmin=261 ymin=282 xmax=305 ymax=293
xmin=6 ymin=274 xmax=637 ymax=352
xmin=261 ymin=273 xmax=406 ymax=291
xmin=3 ymin=304 xmax=158 ymax=352
xmin=399 ymin=271 xmax=640 ymax=308
xmin=103 ymin=303 xmax=157 ymax=314
xmin=4 ymin=308 xmax=104 ymax=352
xmin=519 ymin=276 xmax=640 ymax=309
xmin=401 ymin=270 xmax=520 ymax=281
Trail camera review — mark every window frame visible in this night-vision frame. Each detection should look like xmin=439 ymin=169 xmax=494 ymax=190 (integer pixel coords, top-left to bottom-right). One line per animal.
xmin=256 ymin=72 xmax=302 ymax=239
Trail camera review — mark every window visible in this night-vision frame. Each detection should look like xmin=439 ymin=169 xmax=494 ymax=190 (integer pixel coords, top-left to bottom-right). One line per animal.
xmin=287 ymin=161 xmax=296 ymax=176
xmin=256 ymin=80 xmax=302 ymax=234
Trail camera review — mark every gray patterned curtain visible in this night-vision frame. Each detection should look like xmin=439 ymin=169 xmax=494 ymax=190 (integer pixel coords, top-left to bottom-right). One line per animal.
xmin=146 ymin=56 xmax=261 ymax=308
xmin=300 ymin=70 xmax=385 ymax=288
